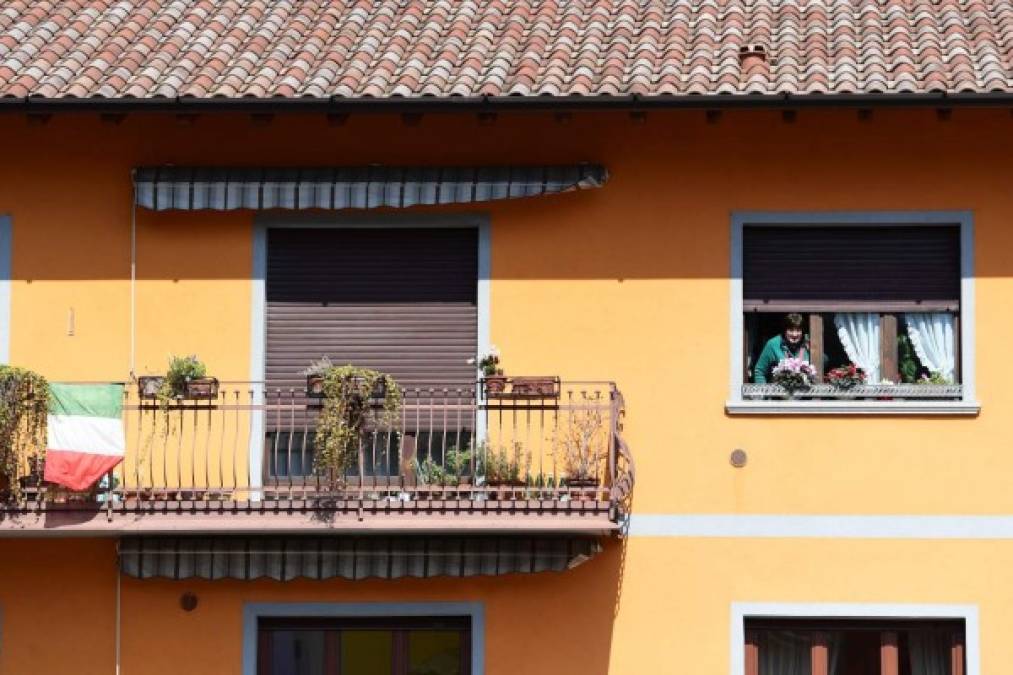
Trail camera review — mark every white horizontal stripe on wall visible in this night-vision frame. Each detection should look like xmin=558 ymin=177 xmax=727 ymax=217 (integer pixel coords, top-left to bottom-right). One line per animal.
xmin=47 ymin=415 xmax=125 ymax=456
xmin=629 ymin=514 xmax=1013 ymax=540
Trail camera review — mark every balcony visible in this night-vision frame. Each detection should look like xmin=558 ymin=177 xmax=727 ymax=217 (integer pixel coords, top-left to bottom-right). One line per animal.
xmin=3 ymin=380 xmax=634 ymax=535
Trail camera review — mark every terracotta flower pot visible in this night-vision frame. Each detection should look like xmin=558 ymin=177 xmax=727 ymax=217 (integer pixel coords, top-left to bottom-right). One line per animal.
xmin=306 ymin=374 xmax=325 ymax=398
xmin=483 ymin=375 xmax=508 ymax=398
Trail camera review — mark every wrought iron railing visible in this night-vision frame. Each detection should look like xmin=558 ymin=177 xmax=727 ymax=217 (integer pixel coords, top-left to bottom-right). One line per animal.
xmin=9 ymin=381 xmax=633 ymax=527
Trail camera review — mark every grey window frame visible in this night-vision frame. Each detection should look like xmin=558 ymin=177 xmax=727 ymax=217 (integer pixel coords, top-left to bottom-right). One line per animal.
xmin=727 ymin=211 xmax=978 ymax=415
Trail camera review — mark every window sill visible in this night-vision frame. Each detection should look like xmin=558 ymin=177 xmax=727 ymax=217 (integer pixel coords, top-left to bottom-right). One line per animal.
xmin=726 ymin=400 xmax=981 ymax=416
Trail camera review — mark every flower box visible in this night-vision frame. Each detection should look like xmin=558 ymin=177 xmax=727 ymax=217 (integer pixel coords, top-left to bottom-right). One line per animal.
xmin=509 ymin=376 xmax=560 ymax=398
xmin=183 ymin=377 xmax=219 ymax=400
xmin=137 ymin=375 xmax=164 ymax=400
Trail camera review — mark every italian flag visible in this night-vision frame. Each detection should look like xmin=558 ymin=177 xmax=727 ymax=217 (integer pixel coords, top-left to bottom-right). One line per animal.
xmin=44 ymin=384 xmax=125 ymax=491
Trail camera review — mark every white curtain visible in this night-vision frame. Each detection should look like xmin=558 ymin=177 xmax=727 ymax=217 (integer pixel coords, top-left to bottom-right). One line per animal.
xmin=908 ymin=629 xmax=951 ymax=675
xmin=758 ymin=631 xmax=811 ymax=675
xmin=834 ymin=313 xmax=881 ymax=382
xmin=906 ymin=313 xmax=956 ymax=383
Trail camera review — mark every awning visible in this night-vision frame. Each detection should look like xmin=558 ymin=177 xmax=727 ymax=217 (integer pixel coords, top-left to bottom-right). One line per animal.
xmin=133 ymin=165 xmax=608 ymax=211
xmin=118 ymin=535 xmax=603 ymax=580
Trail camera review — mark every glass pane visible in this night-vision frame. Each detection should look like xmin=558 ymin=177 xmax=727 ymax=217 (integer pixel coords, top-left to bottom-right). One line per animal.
xmin=341 ymin=630 xmax=393 ymax=675
xmin=907 ymin=628 xmax=953 ymax=675
xmin=757 ymin=630 xmax=812 ymax=675
xmin=409 ymin=630 xmax=463 ymax=675
xmin=269 ymin=630 xmax=326 ymax=675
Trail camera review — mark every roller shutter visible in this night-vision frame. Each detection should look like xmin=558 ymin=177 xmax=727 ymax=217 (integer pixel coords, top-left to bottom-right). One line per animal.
xmin=743 ymin=225 xmax=960 ymax=307
xmin=265 ymin=227 xmax=478 ymax=398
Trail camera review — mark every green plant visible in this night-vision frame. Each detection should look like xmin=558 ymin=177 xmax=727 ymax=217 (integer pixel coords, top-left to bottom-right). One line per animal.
xmin=898 ymin=334 xmax=920 ymax=383
xmin=414 ymin=447 xmax=474 ymax=486
xmin=0 ymin=366 xmax=49 ymax=498
xmin=313 ymin=365 xmax=401 ymax=480
xmin=157 ymin=354 xmax=207 ymax=405
xmin=478 ymin=441 xmax=530 ymax=484
xmin=468 ymin=346 xmax=503 ymax=377
xmin=918 ymin=371 xmax=952 ymax=385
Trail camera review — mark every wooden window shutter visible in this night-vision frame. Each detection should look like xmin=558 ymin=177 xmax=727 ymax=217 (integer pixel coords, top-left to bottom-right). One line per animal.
xmin=743 ymin=225 xmax=960 ymax=309
xmin=745 ymin=630 xmax=759 ymax=675
xmin=880 ymin=631 xmax=900 ymax=675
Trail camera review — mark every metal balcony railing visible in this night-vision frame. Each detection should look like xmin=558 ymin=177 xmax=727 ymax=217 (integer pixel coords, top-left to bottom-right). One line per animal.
xmin=6 ymin=380 xmax=634 ymax=533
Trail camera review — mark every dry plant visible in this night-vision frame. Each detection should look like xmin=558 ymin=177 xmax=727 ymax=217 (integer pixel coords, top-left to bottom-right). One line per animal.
xmin=553 ymin=393 xmax=608 ymax=482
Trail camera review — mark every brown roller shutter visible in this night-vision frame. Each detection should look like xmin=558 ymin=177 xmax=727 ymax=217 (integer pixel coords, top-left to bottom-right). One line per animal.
xmin=743 ymin=225 xmax=960 ymax=306
xmin=265 ymin=227 xmax=478 ymax=398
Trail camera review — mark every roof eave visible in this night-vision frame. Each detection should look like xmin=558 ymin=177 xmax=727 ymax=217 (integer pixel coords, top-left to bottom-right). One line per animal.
xmin=1 ymin=91 xmax=1011 ymax=114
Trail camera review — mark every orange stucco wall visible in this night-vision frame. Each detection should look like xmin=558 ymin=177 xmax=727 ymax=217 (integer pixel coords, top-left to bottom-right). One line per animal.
xmin=1 ymin=109 xmax=1012 ymax=672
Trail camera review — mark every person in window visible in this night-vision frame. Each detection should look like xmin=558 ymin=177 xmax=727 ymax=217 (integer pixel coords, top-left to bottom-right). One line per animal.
xmin=753 ymin=313 xmax=812 ymax=383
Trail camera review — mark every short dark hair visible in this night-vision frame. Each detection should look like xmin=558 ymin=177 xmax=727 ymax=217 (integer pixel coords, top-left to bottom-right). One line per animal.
xmin=784 ymin=313 xmax=805 ymax=330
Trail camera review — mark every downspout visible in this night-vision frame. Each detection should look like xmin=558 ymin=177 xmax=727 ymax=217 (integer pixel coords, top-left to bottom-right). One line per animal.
xmin=129 ymin=173 xmax=136 ymax=378
xmin=115 ymin=542 xmax=122 ymax=675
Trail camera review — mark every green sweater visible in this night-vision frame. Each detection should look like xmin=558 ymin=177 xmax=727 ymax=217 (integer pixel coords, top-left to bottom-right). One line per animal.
xmin=753 ymin=335 xmax=811 ymax=384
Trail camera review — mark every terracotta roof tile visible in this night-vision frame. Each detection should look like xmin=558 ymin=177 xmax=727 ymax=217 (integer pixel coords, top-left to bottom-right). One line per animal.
xmin=0 ymin=0 xmax=1011 ymax=101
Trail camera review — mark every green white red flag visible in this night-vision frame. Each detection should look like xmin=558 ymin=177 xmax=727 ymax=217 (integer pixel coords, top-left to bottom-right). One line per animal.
xmin=44 ymin=384 xmax=125 ymax=491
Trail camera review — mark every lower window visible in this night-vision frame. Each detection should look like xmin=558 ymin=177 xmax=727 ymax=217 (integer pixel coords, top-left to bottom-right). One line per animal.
xmin=258 ymin=616 xmax=471 ymax=675
xmin=745 ymin=619 xmax=965 ymax=675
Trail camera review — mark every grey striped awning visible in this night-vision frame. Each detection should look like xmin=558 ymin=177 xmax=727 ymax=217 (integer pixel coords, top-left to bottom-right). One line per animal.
xmin=133 ymin=165 xmax=608 ymax=211
xmin=118 ymin=535 xmax=603 ymax=581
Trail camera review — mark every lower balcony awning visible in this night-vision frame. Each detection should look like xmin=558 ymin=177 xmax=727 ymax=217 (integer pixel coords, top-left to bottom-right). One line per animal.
xmin=132 ymin=165 xmax=608 ymax=211
xmin=118 ymin=535 xmax=602 ymax=581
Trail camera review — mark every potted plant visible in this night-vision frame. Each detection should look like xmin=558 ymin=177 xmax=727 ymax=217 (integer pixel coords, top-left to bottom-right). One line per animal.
xmin=136 ymin=374 xmax=164 ymax=400
xmin=479 ymin=441 xmax=530 ymax=497
xmin=470 ymin=347 xmax=506 ymax=397
xmin=918 ymin=371 xmax=951 ymax=385
xmin=0 ymin=366 xmax=49 ymax=500
xmin=313 ymin=364 xmax=401 ymax=487
xmin=301 ymin=356 xmax=333 ymax=399
xmin=826 ymin=364 xmax=866 ymax=390
xmin=412 ymin=448 xmax=472 ymax=498
xmin=156 ymin=354 xmax=219 ymax=403
xmin=554 ymin=397 xmax=607 ymax=493
xmin=17 ymin=453 xmax=46 ymax=490
xmin=770 ymin=357 xmax=816 ymax=396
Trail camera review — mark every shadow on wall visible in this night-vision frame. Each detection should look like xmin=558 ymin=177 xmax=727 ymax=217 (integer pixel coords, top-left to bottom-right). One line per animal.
xmin=12 ymin=109 xmax=1013 ymax=284
xmin=118 ymin=536 xmax=628 ymax=675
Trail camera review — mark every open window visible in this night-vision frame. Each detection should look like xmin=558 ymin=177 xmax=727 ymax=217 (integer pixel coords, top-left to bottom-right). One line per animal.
xmin=745 ymin=618 xmax=965 ymax=675
xmin=731 ymin=216 xmax=974 ymax=412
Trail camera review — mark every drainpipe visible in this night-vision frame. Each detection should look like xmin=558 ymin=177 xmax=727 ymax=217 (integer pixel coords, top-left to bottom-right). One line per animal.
xmin=115 ymin=542 xmax=122 ymax=675
xmin=129 ymin=174 xmax=136 ymax=378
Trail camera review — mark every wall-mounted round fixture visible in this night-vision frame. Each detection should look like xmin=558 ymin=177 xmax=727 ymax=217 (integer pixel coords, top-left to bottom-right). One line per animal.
xmin=730 ymin=449 xmax=748 ymax=468
xmin=180 ymin=591 xmax=199 ymax=612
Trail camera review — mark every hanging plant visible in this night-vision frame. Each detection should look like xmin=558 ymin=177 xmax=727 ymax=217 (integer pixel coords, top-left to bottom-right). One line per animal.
xmin=0 ymin=366 xmax=49 ymax=499
xmin=313 ymin=365 xmax=402 ymax=483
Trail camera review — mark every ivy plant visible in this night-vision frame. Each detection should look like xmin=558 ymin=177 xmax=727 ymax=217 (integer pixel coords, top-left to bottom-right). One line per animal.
xmin=313 ymin=365 xmax=402 ymax=482
xmin=0 ymin=366 xmax=49 ymax=498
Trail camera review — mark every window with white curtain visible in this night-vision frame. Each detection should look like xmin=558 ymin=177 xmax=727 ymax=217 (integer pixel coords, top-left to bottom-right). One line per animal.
xmin=745 ymin=619 xmax=965 ymax=675
xmin=740 ymin=223 xmax=963 ymax=399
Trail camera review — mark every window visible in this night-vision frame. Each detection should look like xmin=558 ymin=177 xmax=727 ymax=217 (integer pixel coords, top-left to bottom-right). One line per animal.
xmin=730 ymin=213 xmax=975 ymax=411
xmin=258 ymin=616 xmax=471 ymax=675
xmin=745 ymin=618 xmax=965 ymax=675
